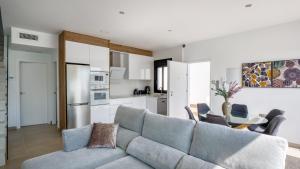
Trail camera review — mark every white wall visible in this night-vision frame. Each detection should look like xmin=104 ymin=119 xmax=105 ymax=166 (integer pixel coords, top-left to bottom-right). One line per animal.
xmin=8 ymin=48 xmax=57 ymax=128
xmin=183 ymin=21 xmax=300 ymax=144
xmin=153 ymin=46 xmax=183 ymax=61
xmin=110 ymin=79 xmax=150 ymax=97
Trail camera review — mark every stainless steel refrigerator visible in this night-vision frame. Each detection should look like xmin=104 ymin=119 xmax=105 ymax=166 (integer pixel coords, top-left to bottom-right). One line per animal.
xmin=66 ymin=64 xmax=90 ymax=129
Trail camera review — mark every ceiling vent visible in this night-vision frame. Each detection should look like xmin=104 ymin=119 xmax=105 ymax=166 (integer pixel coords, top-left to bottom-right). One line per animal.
xmin=19 ymin=32 xmax=39 ymax=41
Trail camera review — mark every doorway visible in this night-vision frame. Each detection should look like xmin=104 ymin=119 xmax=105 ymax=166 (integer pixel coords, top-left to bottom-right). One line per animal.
xmin=167 ymin=61 xmax=211 ymax=119
xmin=188 ymin=61 xmax=211 ymax=106
xmin=20 ymin=62 xmax=48 ymax=126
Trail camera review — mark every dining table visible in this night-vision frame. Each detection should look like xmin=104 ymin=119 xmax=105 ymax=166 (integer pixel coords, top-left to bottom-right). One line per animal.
xmin=189 ymin=104 xmax=268 ymax=129
xmin=228 ymin=116 xmax=268 ymax=129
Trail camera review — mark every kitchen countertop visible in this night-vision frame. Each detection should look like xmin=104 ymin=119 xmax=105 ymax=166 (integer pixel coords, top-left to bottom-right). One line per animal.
xmin=110 ymin=95 xmax=152 ymax=99
xmin=109 ymin=93 xmax=167 ymax=99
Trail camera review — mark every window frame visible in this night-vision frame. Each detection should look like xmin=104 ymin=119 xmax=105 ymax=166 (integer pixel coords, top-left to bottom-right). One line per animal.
xmin=154 ymin=58 xmax=172 ymax=93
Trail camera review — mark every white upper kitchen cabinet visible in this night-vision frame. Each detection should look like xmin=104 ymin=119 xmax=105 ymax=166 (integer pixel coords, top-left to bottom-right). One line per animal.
xmin=143 ymin=56 xmax=153 ymax=80
xmin=89 ymin=45 xmax=110 ymax=71
xmin=128 ymin=54 xmax=153 ymax=80
xmin=65 ymin=41 xmax=90 ymax=64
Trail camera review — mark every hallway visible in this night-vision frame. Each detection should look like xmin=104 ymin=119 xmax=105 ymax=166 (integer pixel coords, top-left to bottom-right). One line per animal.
xmin=1 ymin=124 xmax=62 ymax=169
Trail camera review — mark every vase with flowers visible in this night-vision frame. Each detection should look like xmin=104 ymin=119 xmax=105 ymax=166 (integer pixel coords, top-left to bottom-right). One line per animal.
xmin=211 ymin=81 xmax=241 ymax=119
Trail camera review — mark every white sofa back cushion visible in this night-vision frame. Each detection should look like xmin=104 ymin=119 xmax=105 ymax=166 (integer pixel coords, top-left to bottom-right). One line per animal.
xmin=142 ymin=113 xmax=195 ymax=153
xmin=189 ymin=122 xmax=288 ymax=169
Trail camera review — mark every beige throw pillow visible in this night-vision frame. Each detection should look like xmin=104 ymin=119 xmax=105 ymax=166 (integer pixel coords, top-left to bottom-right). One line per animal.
xmin=88 ymin=123 xmax=119 ymax=149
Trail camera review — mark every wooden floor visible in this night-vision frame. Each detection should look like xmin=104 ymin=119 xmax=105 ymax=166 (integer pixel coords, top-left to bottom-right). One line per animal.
xmin=0 ymin=124 xmax=62 ymax=169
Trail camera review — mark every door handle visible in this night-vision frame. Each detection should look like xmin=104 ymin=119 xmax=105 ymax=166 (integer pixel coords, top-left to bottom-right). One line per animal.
xmin=20 ymin=91 xmax=25 ymax=95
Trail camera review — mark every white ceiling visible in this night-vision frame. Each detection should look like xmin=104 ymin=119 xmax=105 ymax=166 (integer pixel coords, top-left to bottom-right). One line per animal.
xmin=1 ymin=0 xmax=300 ymax=50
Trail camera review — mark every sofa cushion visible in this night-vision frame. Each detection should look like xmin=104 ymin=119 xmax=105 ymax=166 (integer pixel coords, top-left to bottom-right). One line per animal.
xmin=142 ymin=113 xmax=195 ymax=153
xmin=116 ymin=127 xmax=140 ymax=150
xmin=189 ymin=122 xmax=288 ymax=169
xmin=114 ymin=105 xmax=146 ymax=133
xmin=21 ymin=147 xmax=126 ymax=169
xmin=62 ymin=124 xmax=92 ymax=152
xmin=96 ymin=156 xmax=153 ymax=169
xmin=127 ymin=136 xmax=185 ymax=169
xmin=88 ymin=123 xmax=118 ymax=149
xmin=176 ymin=155 xmax=225 ymax=169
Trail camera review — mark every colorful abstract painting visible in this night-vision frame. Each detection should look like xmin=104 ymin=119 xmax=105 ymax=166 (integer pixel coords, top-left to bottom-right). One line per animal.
xmin=272 ymin=59 xmax=300 ymax=88
xmin=242 ymin=62 xmax=272 ymax=88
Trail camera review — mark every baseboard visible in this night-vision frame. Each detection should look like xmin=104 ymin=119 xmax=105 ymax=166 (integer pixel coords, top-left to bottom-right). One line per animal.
xmin=289 ymin=142 xmax=300 ymax=149
xmin=7 ymin=127 xmax=17 ymax=131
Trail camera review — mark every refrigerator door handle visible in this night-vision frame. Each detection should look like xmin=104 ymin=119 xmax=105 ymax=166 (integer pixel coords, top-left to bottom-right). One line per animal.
xmin=67 ymin=103 xmax=89 ymax=106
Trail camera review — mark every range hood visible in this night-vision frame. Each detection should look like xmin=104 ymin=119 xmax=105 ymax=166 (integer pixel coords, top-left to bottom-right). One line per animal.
xmin=110 ymin=51 xmax=128 ymax=79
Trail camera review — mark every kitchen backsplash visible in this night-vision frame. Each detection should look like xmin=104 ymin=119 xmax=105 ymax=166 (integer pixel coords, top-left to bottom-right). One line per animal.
xmin=110 ymin=79 xmax=151 ymax=96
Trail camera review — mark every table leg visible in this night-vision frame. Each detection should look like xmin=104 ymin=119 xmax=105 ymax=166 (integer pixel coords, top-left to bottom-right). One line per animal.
xmin=234 ymin=124 xmax=250 ymax=129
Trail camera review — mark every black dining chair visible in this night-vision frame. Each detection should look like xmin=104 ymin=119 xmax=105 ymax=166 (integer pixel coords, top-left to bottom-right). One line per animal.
xmin=231 ymin=104 xmax=248 ymax=118
xmin=263 ymin=115 xmax=286 ymax=136
xmin=197 ymin=103 xmax=210 ymax=114
xmin=205 ymin=114 xmax=230 ymax=127
xmin=262 ymin=109 xmax=285 ymax=128
xmin=185 ymin=106 xmax=196 ymax=121
xmin=248 ymin=109 xmax=285 ymax=134
xmin=249 ymin=115 xmax=286 ymax=136
xmin=197 ymin=103 xmax=210 ymax=121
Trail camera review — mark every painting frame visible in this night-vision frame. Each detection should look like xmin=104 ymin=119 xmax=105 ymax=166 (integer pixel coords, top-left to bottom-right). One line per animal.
xmin=242 ymin=59 xmax=300 ymax=88
xmin=242 ymin=61 xmax=272 ymax=88
xmin=272 ymin=59 xmax=300 ymax=88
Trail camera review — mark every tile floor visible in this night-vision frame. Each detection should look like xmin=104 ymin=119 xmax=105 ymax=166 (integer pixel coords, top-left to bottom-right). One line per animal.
xmin=0 ymin=124 xmax=299 ymax=169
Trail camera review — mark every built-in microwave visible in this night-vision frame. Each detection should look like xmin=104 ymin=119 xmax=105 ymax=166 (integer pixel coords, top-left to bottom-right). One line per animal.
xmin=90 ymin=89 xmax=109 ymax=105
xmin=90 ymin=71 xmax=109 ymax=89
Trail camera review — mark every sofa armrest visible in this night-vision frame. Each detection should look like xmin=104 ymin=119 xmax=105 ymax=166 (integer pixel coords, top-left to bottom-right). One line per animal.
xmin=62 ymin=125 xmax=92 ymax=152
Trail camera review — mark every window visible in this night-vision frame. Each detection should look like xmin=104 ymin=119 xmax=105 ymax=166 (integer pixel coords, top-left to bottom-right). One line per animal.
xmin=154 ymin=58 xmax=172 ymax=93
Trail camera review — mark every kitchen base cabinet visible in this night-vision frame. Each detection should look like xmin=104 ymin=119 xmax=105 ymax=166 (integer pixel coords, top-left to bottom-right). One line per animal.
xmin=146 ymin=96 xmax=158 ymax=114
xmin=90 ymin=105 xmax=113 ymax=123
xmin=90 ymin=96 xmax=158 ymax=124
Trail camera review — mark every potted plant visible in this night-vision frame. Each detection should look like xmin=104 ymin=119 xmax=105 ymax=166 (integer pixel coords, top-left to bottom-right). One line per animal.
xmin=211 ymin=81 xmax=241 ymax=118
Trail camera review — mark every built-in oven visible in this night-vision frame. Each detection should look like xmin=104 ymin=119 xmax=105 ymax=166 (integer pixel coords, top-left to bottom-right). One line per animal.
xmin=90 ymin=71 xmax=110 ymax=105
xmin=90 ymin=89 xmax=109 ymax=105
xmin=90 ymin=71 xmax=109 ymax=88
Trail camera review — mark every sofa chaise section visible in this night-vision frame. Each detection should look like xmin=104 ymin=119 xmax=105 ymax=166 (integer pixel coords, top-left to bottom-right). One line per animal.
xmin=21 ymin=147 xmax=126 ymax=169
xmin=96 ymin=156 xmax=153 ymax=169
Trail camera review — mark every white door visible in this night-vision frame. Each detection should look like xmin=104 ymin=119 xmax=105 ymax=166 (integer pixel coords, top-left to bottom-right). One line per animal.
xmin=167 ymin=61 xmax=188 ymax=119
xmin=20 ymin=62 xmax=47 ymax=126
xmin=90 ymin=45 xmax=109 ymax=71
xmin=48 ymin=62 xmax=57 ymax=124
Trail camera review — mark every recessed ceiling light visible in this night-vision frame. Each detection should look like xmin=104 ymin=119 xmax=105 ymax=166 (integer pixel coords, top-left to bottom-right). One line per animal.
xmin=119 ymin=11 xmax=125 ymax=15
xmin=245 ymin=4 xmax=253 ymax=8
